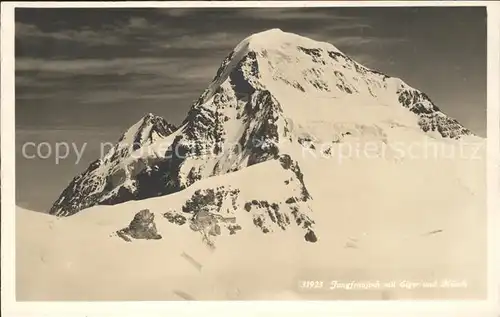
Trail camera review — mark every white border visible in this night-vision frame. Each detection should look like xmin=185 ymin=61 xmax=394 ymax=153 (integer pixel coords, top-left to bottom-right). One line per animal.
xmin=488 ymin=3 xmax=500 ymax=317
xmin=1 ymin=2 xmax=499 ymax=317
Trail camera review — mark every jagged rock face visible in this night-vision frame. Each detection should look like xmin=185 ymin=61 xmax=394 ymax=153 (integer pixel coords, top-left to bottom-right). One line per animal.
xmin=161 ymin=155 xmax=317 ymax=246
xmin=49 ymin=114 xmax=177 ymax=216
xmin=397 ymin=88 xmax=472 ymax=139
xmin=50 ymin=29 xmax=474 ymax=218
xmin=107 ymin=113 xmax=177 ymax=164
xmin=116 ymin=209 xmax=162 ymax=242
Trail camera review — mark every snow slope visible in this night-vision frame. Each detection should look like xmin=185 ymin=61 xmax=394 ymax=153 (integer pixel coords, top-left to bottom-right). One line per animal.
xmin=18 ymin=29 xmax=487 ymax=300
xmin=17 ymin=138 xmax=486 ymax=300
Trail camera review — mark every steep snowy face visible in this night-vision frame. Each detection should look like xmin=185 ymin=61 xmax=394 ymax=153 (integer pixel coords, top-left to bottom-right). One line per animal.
xmin=173 ymin=29 xmax=472 ymax=174
xmin=229 ymin=29 xmax=471 ymax=139
xmin=105 ymin=112 xmax=177 ymax=162
xmin=49 ymin=114 xmax=177 ymax=216
xmin=50 ymin=29 xmax=474 ymax=217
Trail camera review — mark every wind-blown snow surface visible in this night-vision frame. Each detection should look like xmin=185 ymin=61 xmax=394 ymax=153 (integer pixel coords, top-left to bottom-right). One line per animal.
xmin=17 ymin=141 xmax=486 ymax=300
xmin=17 ymin=29 xmax=487 ymax=300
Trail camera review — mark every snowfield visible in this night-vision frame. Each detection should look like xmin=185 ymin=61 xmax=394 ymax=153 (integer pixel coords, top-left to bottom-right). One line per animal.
xmin=16 ymin=29 xmax=487 ymax=301
xmin=17 ymin=142 xmax=486 ymax=300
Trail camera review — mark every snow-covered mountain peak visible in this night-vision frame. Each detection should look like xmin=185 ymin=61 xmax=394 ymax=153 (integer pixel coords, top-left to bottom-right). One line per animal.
xmin=203 ymin=29 xmax=397 ymax=103
xmin=118 ymin=112 xmax=176 ymax=145
xmin=238 ymin=28 xmax=342 ymax=55
xmin=49 ymin=113 xmax=178 ymax=217
xmin=103 ymin=112 xmax=177 ymax=161
xmin=50 ymin=30 xmax=475 ymax=218
xmin=197 ymin=29 xmax=472 ymax=142
xmin=23 ymin=29 xmax=487 ymax=299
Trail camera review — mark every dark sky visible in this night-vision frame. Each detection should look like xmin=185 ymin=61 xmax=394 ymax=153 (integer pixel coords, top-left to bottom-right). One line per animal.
xmin=15 ymin=7 xmax=487 ymax=211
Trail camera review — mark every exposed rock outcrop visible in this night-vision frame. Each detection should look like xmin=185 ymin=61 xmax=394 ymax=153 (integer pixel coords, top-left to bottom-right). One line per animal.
xmin=116 ymin=209 xmax=162 ymax=242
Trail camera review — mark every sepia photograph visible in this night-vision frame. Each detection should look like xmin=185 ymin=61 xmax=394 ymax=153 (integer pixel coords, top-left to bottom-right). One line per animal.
xmin=2 ymin=1 xmax=498 ymax=311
